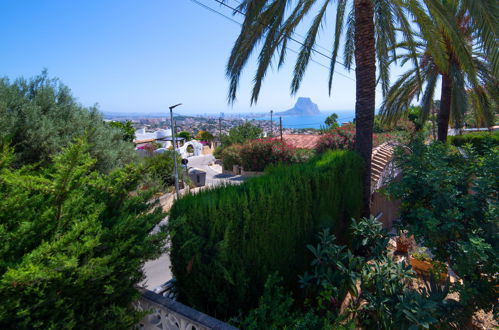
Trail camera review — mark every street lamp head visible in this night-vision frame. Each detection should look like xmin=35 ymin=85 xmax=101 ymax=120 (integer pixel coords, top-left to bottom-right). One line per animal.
xmin=169 ymin=103 xmax=182 ymax=111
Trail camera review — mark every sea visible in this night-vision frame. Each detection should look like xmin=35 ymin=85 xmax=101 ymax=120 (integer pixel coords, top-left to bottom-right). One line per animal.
xmin=255 ymin=111 xmax=355 ymax=129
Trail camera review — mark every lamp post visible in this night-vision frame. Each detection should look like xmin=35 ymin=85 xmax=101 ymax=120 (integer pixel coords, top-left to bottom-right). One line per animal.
xmin=169 ymin=103 xmax=182 ymax=198
xmin=270 ymin=110 xmax=273 ymax=137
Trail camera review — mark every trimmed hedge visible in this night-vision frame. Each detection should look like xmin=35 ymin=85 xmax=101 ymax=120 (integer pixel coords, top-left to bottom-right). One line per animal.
xmin=448 ymin=131 xmax=499 ymax=153
xmin=168 ymin=150 xmax=363 ymax=319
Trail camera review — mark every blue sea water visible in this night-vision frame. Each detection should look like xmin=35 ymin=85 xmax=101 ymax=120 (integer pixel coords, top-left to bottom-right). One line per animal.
xmin=256 ymin=111 xmax=355 ymax=129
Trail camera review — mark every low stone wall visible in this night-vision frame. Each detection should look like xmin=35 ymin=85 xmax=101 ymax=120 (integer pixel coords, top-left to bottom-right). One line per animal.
xmin=136 ymin=289 xmax=238 ymax=330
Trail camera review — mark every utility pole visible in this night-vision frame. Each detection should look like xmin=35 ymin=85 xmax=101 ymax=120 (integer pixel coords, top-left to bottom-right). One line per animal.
xmin=218 ymin=117 xmax=222 ymax=146
xmin=169 ymin=103 xmax=182 ymax=198
xmin=270 ymin=110 xmax=273 ymax=137
xmin=279 ymin=116 xmax=283 ymax=141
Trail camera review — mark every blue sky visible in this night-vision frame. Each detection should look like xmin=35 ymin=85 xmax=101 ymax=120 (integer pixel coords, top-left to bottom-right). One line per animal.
xmin=0 ymin=0 xmax=412 ymax=114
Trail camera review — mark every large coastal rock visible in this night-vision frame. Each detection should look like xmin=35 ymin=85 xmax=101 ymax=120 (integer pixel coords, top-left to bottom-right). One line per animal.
xmin=277 ymin=97 xmax=321 ymax=116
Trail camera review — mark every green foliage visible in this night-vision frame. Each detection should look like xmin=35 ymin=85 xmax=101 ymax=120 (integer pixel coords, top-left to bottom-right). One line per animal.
xmin=176 ymin=131 xmax=191 ymax=141
xmin=299 ymin=229 xmax=364 ymax=315
xmin=212 ymin=146 xmax=223 ymax=159
xmin=0 ymin=71 xmax=136 ymax=172
xmin=239 ymin=138 xmax=295 ymax=171
xmin=325 ymin=113 xmax=339 ymax=129
xmin=142 ymin=151 xmax=181 ymax=190
xmin=316 ymin=124 xmax=356 ymax=153
xmin=168 ymin=150 xmax=363 ymax=319
xmin=388 ymin=138 xmax=498 ymax=319
xmin=380 ymin=4 xmax=497 ymax=134
xmin=108 ymin=120 xmax=135 ymax=142
xmin=291 ymin=148 xmax=316 ymax=163
xmin=407 ymin=106 xmax=424 ymax=131
xmin=358 ymin=257 xmax=416 ymax=329
xmin=0 ymin=139 xmax=166 ymax=328
xmin=195 ymin=130 xmax=214 ymax=142
xmin=350 ymin=215 xmax=389 ymax=260
xmin=220 ymin=144 xmax=242 ymax=170
xmin=298 ymin=223 xmax=449 ymax=329
xmin=231 ymin=273 xmax=326 ymax=329
xmin=448 ymin=131 xmax=499 ymax=153
xmin=221 ymin=122 xmax=263 ymax=146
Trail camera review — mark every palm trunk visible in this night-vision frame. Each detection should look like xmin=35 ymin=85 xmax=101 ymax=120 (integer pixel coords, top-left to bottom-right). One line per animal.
xmin=354 ymin=0 xmax=376 ymax=217
xmin=437 ymin=73 xmax=452 ymax=142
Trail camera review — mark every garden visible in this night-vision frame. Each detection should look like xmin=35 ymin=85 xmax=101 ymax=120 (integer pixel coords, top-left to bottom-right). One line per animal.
xmin=169 ymin=135 xmax=498 ymax=328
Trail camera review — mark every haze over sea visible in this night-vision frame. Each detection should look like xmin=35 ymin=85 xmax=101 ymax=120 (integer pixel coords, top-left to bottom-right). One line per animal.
xmin=256 ymin=111 xmax=355 ymax=129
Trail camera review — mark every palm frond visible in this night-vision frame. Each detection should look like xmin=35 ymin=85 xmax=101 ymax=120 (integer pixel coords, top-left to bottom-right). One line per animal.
xmin=251 ymin=0 xmax=288 ymax=104
xmin=380 ymin=67 xmax=420 ymax=125
xmin=328 ymin=0 xmax=347 ymax=95
xmin=419 ymin=65 xmax=438 ymax=123
xmin=343 ymin=5 xmax=355 ymax=71
xmin=291 ymin=0 xmax=330 ymax=94
xmin=457 ymin=0 xmax=499 ymax=77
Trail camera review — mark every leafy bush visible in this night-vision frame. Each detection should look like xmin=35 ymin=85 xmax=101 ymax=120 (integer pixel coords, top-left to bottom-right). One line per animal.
xmin=0 ymin=139 xmax=166 ymax=328
xmin=168 ymin=150 xmax=363 ymax=319
xmin=299 ymin=229 xmax=365 ymax=315
xmin=0 ymin=71 xmax=136 ymax=172
xmin=176 ymin=131 xmax=191 ymax=141
xmin=292 ymin=148 xmax=316 ymax=163
xmin=350 ymin=216 xmax=389 ymax=259
xmin=316 ymin=125 xmax=356 ymax=153
xmin=230 ymin=274 xmax=326 ymax=329
xmin=448 ymin=131 xmax=499 ymax=153
xmin=212 ymin=145 xmax=223 ymax=159
xmin=108 ymin=120 xmax=135 ymax=142
xmin=388 ymin=139 xmax=498 ymax=322
xmin=239 ymin=138 xmax=295 ymax=171
xmin=299 ymin=223 xmax=449 ymax=329
xmin=220 ymin=144 xmax=242 ymax=170
xmin=221 ymin=122 xmax=263 ymax=146
xmin=195 ymin=130 xmax=214 ymax=142
xmin=142 ymin=151 xmax=181 ymax=190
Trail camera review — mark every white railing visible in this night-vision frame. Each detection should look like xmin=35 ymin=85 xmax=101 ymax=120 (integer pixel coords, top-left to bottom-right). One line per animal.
xmin=136 ymin=288 xmax=238 ymax=330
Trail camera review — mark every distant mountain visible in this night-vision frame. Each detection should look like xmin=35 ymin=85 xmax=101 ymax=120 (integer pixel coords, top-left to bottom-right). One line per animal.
xmin=277 ymin=97 xmax=322 ymax=116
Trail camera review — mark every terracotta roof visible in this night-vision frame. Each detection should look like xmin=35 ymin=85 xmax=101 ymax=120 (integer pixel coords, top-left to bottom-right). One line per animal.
xmin=279 ymin=134 xmax=321 ymax=149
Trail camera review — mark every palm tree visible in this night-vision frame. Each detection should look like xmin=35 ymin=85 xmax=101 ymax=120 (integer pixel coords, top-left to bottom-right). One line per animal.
xmin=226 ymin=0 xmax=418 ymax=216
xmin=225 ymin=0 xmax=497 ymax=215
xmin=380 ymin=1 xmax=497 ymax=140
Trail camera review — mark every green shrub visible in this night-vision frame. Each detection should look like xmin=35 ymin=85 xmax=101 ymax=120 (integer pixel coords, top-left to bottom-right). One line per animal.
xmin=220 ymin=144 xmax=242 ymax=170
xmin=0 ymin=139 xmax=166 ymax=328
xmin=221 ymin=122 xmax=263 ymax=146
xmin=292 ymin=148 xmax=316 ymax=163
xmin=448 ymin=131 xmax=499 ymax=153
xmin=0 ymin=71 xmax=136 ymax=172
xmin=168 ymin=150 xmax=363 ymax=319
xmin=142 ymin=151 xmax=181 ymax=190
xmin=389 ymin=139 xmax=499 ymax=322
xmin=212 ymin=145 xmax=223 ymax=159
xmin=230 ymin=273 xmax=327 ymax=329
xmin=239 ymin=138 xmax=295 ymax=171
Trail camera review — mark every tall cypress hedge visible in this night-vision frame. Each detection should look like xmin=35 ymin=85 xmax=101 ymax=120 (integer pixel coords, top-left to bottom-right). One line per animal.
xmin=168 ymin=150 xmax=363 ymax=319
